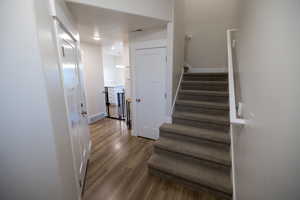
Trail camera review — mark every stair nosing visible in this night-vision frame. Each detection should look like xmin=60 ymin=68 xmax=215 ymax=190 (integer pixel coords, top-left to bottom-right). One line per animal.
xmin=182 ymin=80 xmax=228 ymax=85
xmin=154 ymin=137 xmax=231 ymax=166
xmin=184 ymin=73 xmax=228 ymax=76
xmin=148 ymin=154 xmax=232 ymax=195
xmin=173 ymin=112 xmax=230 ymax=125
xmin=175 ymin=100 xmax=229 ymax=110
xmin=160 ymin=123 xmax=230 ymax=144
xmin=179 ymin=89 xmax=229 ymax=96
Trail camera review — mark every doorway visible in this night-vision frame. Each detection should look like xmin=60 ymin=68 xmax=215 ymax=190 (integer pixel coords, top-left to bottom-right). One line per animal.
xmin=102 ymin=45 xmax=129 ymax=122
xmin=104 ymin=86 xmax=126 ymax=120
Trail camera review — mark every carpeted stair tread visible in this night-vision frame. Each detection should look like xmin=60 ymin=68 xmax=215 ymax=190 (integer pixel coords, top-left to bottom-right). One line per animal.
xmin=179 ymin=90 xmax=229 ymax=97
xmin=181 ymin=81 xmax=229 ymax=92
xmin=184 ymin=73 xmax=228 ymax=77
xmin=173 ymin=112 xmax=229 ymax=126
xmin=155 ymin=137 xmax=231 ymax=166
xmin=183 ymin=73 xmax=228 ymax=82
xmin=160 ymin=123 xmax=230 ymax=144
xmin=176 ymin=100 xmax=229 ymax=110
xmin=148 ymin=154 xmax=232 ymax=195
xmin=182 ymin=80 xmax=228 ymax=85
xmin=148 ymin=72 xmax=232 ymax=197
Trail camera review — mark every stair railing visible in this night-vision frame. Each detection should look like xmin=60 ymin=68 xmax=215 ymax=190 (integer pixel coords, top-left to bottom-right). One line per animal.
xmin=170 ymin=67 xmax=185 ymax=115
xmin=227 ymin=29 xmax=246 ymax=125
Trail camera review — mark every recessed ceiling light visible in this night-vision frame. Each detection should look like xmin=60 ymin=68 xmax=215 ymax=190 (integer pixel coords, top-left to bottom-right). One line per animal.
xmin=116 ymin=65 xmax=125 ymax=69
xmin=93 ymin=36 xmax=101 ymax=41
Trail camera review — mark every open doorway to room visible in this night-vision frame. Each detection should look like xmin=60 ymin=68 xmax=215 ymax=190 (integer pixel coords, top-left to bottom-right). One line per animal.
xmin=67 ymin=2 xmax=171 ymax=133
xmin=102 ymin=42 xmax=129 ymax=121
xmin=79 ymin=39 xmax=130 ymax=126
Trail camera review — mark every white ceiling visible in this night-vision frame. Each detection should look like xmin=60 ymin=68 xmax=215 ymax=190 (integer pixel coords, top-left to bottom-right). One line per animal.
xmin=67 ymin=2 xmax=168 ymax=46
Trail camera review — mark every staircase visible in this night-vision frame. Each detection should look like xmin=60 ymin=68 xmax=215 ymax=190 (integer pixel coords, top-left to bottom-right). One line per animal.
xmin=148 ymin=72 xmax=232 ymax=199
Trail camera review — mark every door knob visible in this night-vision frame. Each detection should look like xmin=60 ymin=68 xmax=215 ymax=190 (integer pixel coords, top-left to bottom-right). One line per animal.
xmin=136 ymin=98 xmax=141 ymax=103
xmin=81 ymin=111 xmax=88 ymax=116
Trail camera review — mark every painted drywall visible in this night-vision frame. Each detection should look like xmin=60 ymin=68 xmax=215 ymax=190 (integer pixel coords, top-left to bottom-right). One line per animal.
xmin=0 ymin=0 xmax=78 ymax=199
xmin=66 ymin=0 xmax=173 ymax=21
xmin=121 ymin=43 xmax=132 ymax=99
xmin=185 ymin=0 xmax=238 ymax=68
xmin=102 ymin=53 xmax=126 ymax=87
xmin=233 ymin=0 xmax=300 ymax=199
xmin=129 ymin=27 xmax=168 ymax=43
xmin=81 ymin=42 xmax=106 ymax=118
xmin=172 ymin=0 xmax=186 ymax=98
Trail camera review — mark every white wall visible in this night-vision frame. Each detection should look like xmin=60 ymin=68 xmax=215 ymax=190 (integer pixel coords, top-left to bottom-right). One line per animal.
xmin=130 ymin=26 xmax=168 ymax=43
xmin=121 ymin=42 xmax=132 ymax=98
xmin=185 ymin=0 xmax=238 ymax=68
xmin=0 ymin=0 xmax=78 ymax=199
xmin=234 ymin=0 xmax=300 ymax=199
xmin=172 ymin=0 xmax=186 ymax=97
xmin=81 ymin=42 xmax=106 ymax=118
xmin=121 ymin=42 xmax=130 ymax=67
xmin=102 ymin=54 xmax=126 ymax=87
xmin=66 ymin=0 xmax=173 ymax=21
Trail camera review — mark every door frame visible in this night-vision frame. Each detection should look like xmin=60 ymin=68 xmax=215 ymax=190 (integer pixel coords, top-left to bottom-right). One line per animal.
xmin=130 ymin=39 xmax=171 ymax=138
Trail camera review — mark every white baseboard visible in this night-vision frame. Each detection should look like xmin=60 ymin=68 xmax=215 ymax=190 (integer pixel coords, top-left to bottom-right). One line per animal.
xmin=189 ymin=67 xmax=227 ymax=73
xmin=88 ymin=112 xmax=106 ymax=124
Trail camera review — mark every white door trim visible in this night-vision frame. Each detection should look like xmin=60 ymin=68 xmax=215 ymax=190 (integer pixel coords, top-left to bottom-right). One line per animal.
xmin=133 ymin=40 xmax=167 ymax=50
xmin=130 ymin=39 xmax=170 ymax=138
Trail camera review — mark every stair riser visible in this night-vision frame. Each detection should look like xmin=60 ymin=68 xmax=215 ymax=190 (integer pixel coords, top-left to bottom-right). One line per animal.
xmin=150 ymin=148 xmax=231 ymax=194
xmin=175 ymin=105 xmax=229 ymax=116
xmin=149 ymin=168 xmax=232 ymax=200
xmin=154 ymin=147 xmax=231 ymax=171
xmin=181 ymin=84 xmax=228 ymax=91
xmin=178 ymin=94 xmax=229 ymax=103
xmin=183 ymin=77 xmax=228 ymax=82
xmin=173 ymin=118 xmax=229 ymax=132
xmin=160 ymin=131 xmax=230 ymax=148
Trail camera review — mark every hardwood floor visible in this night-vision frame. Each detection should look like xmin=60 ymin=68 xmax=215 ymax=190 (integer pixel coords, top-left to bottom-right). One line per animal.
xmin=83 ymin=118 xmax=222 ymax=200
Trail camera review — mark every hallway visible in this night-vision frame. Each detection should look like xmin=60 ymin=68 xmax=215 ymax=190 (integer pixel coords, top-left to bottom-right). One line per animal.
xmin=83 ymin=119 xmax=222 ymax=200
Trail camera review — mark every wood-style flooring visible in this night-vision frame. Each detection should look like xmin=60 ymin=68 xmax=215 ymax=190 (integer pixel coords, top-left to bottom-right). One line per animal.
xmin=83 ymin=118 xmax=221 ymax=200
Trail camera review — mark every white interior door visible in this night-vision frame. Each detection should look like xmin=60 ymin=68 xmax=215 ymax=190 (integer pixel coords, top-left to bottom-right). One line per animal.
xmin=76 ymin=47 xmax=91 ymax=185
xmin=135 ymin=47 xmax=167 ymax=140
xmin=57 ymin=24 xmax=90 ymax=193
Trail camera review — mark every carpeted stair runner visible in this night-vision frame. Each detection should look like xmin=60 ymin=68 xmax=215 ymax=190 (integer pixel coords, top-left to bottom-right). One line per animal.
xmin=148 ymin=72 xmax=232 ymax=199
